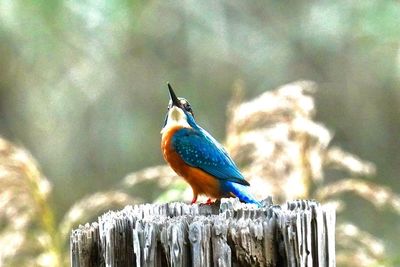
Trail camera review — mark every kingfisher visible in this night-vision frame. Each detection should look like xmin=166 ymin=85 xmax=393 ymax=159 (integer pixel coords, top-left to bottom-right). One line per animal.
xmin=161 ymin=83 xmax=261 ymax=206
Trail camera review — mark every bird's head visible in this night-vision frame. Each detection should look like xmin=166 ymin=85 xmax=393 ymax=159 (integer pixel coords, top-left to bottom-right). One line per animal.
xmin=161 ymin=83 xmax=196 ymax=134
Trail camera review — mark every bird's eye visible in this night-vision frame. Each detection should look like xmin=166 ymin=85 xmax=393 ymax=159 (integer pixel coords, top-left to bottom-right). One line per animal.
xmin=183 ymin=103 xmax=194 ymax=117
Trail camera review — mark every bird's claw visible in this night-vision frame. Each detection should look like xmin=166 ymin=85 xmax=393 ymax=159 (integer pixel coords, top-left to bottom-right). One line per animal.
xmin=205 ymin=198 xmax=214 ymax=205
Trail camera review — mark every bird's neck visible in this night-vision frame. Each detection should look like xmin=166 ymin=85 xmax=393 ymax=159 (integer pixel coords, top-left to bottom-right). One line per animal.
xmin=161 ymin=125 xmax=182 ymax=149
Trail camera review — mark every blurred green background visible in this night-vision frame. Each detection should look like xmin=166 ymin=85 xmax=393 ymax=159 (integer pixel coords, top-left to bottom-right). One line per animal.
xmin=0 ymin=0 xmax=399 ymax=263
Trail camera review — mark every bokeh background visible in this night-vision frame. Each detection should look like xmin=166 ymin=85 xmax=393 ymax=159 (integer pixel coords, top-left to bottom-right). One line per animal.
xmin=0 ymin=0 xmax=399 ymax=266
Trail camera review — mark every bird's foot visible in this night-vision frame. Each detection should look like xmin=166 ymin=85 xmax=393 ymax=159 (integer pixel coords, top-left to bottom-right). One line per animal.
xmin=191 ymin=196 xmax=198 ymax=204
xmin=205 ymin=198 xmax=214 ymax=205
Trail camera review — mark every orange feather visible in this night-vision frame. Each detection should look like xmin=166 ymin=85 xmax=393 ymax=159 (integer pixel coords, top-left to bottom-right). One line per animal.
xmin=161 ymin=126 xmax=223 ymax=198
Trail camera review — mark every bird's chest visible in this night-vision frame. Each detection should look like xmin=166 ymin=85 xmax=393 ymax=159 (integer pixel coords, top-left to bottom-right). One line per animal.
xmin=161 ymin=127 xmax=188 ymax=176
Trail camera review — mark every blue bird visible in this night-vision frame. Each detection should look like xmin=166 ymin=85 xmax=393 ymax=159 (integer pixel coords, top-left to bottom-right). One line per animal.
xmin=161 ymin=83 xmax=261 ymax=206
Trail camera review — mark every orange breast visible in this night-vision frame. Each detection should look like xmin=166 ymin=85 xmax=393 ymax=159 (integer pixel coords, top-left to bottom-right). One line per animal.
xmin=161 ymin=126 xmax=222 ymax=198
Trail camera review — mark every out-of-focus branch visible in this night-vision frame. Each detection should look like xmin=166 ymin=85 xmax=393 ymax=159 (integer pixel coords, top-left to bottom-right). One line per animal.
xmin=315 ymin=179 xmax=400 ymax=215
xmin=336 ymin=223 xmax=384 ymax=266
xmin=324 ymin=146 xmax=376 ymax=176
xmin=120 ymin=165 xmax=178 ymax=189
xmin=59 ymin=191 xmax=136 ymax=239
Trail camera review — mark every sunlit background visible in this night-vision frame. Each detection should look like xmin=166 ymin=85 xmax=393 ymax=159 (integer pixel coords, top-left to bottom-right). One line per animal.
xmin=0 ymin=1 xmax=399 ymax=266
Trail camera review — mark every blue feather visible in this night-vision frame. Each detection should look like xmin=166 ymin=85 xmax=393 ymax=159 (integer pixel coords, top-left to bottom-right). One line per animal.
xmin=171 ymin=127 xmax=250 ymax=186
xmin=221 ymin=181 xmax=261 ymax=207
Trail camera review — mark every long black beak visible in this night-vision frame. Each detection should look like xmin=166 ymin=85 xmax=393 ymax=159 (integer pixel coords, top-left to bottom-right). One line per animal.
xmin=168 ymin=83 xmax=181 ymax=107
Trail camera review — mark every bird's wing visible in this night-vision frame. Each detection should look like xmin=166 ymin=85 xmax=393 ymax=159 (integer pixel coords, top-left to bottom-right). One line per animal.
xmin=171 ymin=128 xmax=250 ymax=186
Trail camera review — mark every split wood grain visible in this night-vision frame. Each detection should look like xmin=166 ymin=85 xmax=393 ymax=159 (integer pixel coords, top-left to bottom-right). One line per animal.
xmin=70 ymin=198 xmax=335 ymax=267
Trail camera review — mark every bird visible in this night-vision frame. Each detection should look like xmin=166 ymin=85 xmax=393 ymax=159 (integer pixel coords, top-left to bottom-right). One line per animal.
xmin=161 ymin=83 xmax=261 ymax=206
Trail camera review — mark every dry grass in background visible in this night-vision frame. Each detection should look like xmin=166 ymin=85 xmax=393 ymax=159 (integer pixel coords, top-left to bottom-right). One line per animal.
xmin=0 ymin=81 xmax=399 ymax=266
xmin=225 ymin=81 xmax=391 ymax=266
xmin=0 ymin=140 xmax=134 ymax=266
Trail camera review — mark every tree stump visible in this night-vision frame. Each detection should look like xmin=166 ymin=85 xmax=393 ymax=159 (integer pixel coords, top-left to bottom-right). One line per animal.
xmin=70 ymin=198 xmax=335 ymax=267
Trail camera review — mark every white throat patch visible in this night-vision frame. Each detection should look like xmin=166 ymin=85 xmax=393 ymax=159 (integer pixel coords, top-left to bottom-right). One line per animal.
xmin=161 ymin=106 xmax=191 ymax=134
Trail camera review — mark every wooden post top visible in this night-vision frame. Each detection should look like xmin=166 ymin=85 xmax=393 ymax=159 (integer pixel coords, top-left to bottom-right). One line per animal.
xmin=70 ymin=198 xmax=335 ymax=267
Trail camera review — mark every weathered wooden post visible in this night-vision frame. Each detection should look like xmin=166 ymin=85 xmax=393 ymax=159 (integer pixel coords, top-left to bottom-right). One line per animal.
xmin=70 ymin=198 xmax=335 ymax=267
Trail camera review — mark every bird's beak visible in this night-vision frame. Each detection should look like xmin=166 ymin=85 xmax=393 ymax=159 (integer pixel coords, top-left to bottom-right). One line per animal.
xmin=168 ymin=83 xmax=181 ymax=107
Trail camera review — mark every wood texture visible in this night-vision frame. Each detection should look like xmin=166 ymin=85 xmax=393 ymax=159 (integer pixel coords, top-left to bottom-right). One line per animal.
xmin=70 ymin=198 xmax=335 ymax=267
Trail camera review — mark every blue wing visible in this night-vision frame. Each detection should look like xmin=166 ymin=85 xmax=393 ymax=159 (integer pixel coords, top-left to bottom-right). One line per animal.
xmin=171 ymin=127 xmax=250 ymax=186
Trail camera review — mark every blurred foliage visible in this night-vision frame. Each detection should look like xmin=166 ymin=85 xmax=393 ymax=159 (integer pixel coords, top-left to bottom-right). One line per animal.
xmin=225 ymin=81 xmax=390 ymax=266
xmin=1 ymin=81 xmax=399 ymax=266
xmin=0 ymin=137 xmax=133 ymax=266
xmin=0 ymin=0 xmax=400 ymax=266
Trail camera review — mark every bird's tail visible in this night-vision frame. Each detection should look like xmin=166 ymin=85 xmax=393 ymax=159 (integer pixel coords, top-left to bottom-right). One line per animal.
xmin=224 ymin=181 xmax=262 ymax=207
